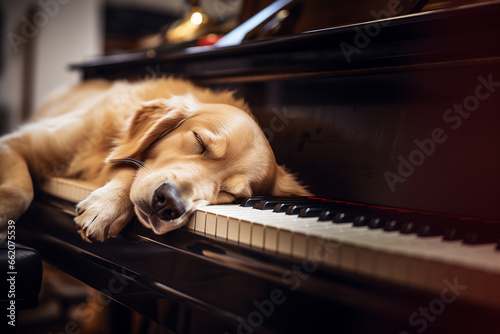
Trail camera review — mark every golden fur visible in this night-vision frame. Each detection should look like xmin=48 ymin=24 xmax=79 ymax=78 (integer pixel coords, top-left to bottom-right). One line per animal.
xmin=0 ymin=77 xmax=310 ymax=242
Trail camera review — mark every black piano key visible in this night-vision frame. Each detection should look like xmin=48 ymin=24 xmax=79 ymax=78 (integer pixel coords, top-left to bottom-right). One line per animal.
xmin=239 ymin=197 xmax=269 ymax=207
xmin=384 ymin=219 xmax=403 ymax=232
xmin=319 ymin=209 xmax=336 ymax=221
xmin=443 ymin=219 xmax=482 ymax=241
xmin=332 ymin=208 xmax=377 ymax=224
xmin=274 ymin=202 xmax=320 ymax=212
xmin=284 ymin=202 xmax=349 ymax=215
xmin=240 ymin=196 xmax=308 ymax=207
xmin=417 ymin=216 xmax=457 ymax=237
xmin=331 ymin=207 xmax=385 ymax=224
xmin=418 ymin=223 xmax=445 ymax=237
xmin=332 ymin=212 xmax=358 ymax=223
xmin=273 ymin=203 xmax=293 ymax=212
xmin=286 ymin=204 xmax=316 ymax=215
xmin=442 ymin=219 xmax=500 ymax=244
xmin=400 ymin=221 xmax=422 ymax=234
xmin=368 ymin=217 xmax=387 ymax=229
xmin=463 ymin=223 xmax=500 ymax=245
xmin=463 ymin=231 xmax=491 ymax=244
xmin=368 ymin=209 xmax=415 ymax=229
xmin=315 ymin=203 xmax=361 ymax=220
xmin=379 ymin=212 xmax=406 ymax=231
xmin=232 ymin=197 xmax=245 ymax=204
xmin=383 ymin=212 xmax=424 ymax=233
xmin=332 ymin=212 xmax=355 ymax=224
xmin=298 ymin=207 xmax=327 ymax=218
xmin=255 ymin=199 xmax=322 ymax=210
xmin=399 ymin=214 xmax=436 ymax=234
xmin=298 ymin=203 xmax=362 ymax=218
xmin=351 ymin=208 xmax=396 ymax=227
xmin=352 ymin=214 xmax=370 ymax=227
xmin=443 ymin=227 xmax=466 ymax=241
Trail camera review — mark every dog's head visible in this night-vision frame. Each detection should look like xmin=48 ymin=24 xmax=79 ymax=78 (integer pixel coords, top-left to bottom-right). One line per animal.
xmin=106 ymin=95 xmax=310 ymax=234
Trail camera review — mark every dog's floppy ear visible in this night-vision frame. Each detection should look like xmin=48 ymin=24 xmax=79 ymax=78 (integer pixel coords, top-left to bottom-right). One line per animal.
xmin=272 ymin=165 xmax=312 ymax=197
xmin=106 ymin=97 xmax=197 ymax=162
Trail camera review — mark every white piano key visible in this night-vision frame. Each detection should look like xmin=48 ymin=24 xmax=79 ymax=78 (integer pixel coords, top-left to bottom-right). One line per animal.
xmin=251 ymin=223 xmax=265 ymax=249
xmin=239 ymin=219 xmax=252 ymax=245
xmin=375 ymin=251 xmax=391 ymax=280
xmin=186 ymin=203 xmax=500 ymax=310
xmin=307 ymin=236 xmax=326 ymax=264
xmin=205 ymin=212 xmax=217 ymax=236
xmin=292 ymin=232 xmax=308 ymax=259
xmin=428 ymin=260 xmax=451 ymax=293
xmin=216 ymin=215 xmax=229 ymax=240
xmin=264 ymin=226 xmax=279 ymax=253
xmin=339 ymin=244 xmax=358 ymax=272
xmin=323 ymin=241 xmax=341 ymax=268
xmin=357 ymin=246 xmax=376 ymax=276
xmin=197 ymin=205 xmax=241 ymax=238
xmin=194 ymin=210 xmax=207 ymax=234
xmin=407 ymin=257 xmax=431 ymax=291
xmin=227 ymin=217 xmax=240 ymax=242
xmin=278 ymin=229 xmax=293 ymax=256
xmin=387 ymin=253 xmax=410 ymax=285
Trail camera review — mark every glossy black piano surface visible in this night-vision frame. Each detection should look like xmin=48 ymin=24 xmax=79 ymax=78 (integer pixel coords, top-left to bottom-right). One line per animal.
xmin=16 ymin=1 xmax=500 ymax=333
xmin=18 ymin=193 xmax=500 ymax=334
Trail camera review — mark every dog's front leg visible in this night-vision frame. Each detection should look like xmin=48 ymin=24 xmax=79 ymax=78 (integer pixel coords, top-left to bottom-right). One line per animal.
xmin=0 ymin=145 xmax=34 ymax=242
xmin=75 ymin=168 xmax=136 ymax=242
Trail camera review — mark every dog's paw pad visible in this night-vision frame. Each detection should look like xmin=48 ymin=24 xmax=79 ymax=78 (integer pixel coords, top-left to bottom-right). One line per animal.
xmin=74 ymin=186 xmax=134 ymax=242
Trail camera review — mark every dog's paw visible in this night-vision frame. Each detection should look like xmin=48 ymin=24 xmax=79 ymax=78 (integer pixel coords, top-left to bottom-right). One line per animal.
xmin=75 ymin=185 xmax=134 ymax=242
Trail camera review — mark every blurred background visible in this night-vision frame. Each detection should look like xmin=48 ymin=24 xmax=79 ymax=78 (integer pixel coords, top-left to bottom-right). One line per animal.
xmin=0 ymin=0 xmax=244 ymax=136
xmin=0 ymin=0 xmax=481 ymax=137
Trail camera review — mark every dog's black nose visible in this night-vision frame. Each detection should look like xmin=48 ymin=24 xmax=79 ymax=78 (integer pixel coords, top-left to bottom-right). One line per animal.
xmin=152 ymin=183 xmax=187 ymax=220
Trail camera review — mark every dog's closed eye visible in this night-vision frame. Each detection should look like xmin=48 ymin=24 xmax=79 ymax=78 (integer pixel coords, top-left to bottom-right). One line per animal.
xmin=193 ymin=132 xmax=207 ymax=155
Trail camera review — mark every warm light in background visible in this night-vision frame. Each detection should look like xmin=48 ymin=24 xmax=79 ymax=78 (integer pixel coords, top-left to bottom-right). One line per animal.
xmin=190 ymin=11 xmax=203 ymax=25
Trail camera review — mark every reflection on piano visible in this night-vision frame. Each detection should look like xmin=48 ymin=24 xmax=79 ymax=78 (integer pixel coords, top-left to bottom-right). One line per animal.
xmin=18 ymin=1 xmax=500 ymax=333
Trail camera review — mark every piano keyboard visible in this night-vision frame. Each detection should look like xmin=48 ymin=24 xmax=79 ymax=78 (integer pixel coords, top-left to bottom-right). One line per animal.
xmin=187 ymin=197 xmax=500 ymax=309
xmin=39 ymin=177 xmax=500 ymax=309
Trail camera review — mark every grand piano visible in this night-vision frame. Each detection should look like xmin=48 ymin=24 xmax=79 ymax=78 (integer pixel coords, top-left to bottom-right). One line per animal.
xmin=17 ymin=0 xmax=500 ymax=333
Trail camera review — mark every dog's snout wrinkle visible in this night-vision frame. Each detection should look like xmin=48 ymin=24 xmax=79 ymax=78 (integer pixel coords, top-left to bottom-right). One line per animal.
xmin=152 ymin=183 xmax=187 ymax=221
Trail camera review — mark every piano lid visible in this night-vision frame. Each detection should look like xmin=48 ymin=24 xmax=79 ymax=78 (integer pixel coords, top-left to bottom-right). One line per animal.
xmin=213 ymin=0 xmax=430 ymax=48
xmin=71 ymin=0 xmax=500 ymax=84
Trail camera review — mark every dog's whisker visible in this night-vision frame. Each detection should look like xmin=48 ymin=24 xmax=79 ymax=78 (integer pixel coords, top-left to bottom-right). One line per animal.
xmin=109 ymin=157 xmax=144 ymax=168
xmin=109 ymin=158 xmax=152 ymax=174
xmin=138 ymin=163 xmax=153 ymax=175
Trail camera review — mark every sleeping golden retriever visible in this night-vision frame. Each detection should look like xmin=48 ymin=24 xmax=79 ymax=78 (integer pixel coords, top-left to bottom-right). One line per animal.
xmin=0 ymin=77 xmax=310 ymax=242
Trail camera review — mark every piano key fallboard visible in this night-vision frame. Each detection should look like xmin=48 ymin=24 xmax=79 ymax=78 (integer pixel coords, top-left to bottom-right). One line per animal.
xmin=188 ymin=196 xmax=500 ymax=309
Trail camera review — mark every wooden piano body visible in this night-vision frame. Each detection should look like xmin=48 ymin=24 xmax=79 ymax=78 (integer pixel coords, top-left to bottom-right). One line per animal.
xmin=17 ymin=1 xmax=500 ymax=333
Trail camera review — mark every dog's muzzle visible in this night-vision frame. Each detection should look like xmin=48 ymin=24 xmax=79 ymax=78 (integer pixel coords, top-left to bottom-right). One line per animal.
xmin=152 ymin=183 xmax=187 ymax=221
